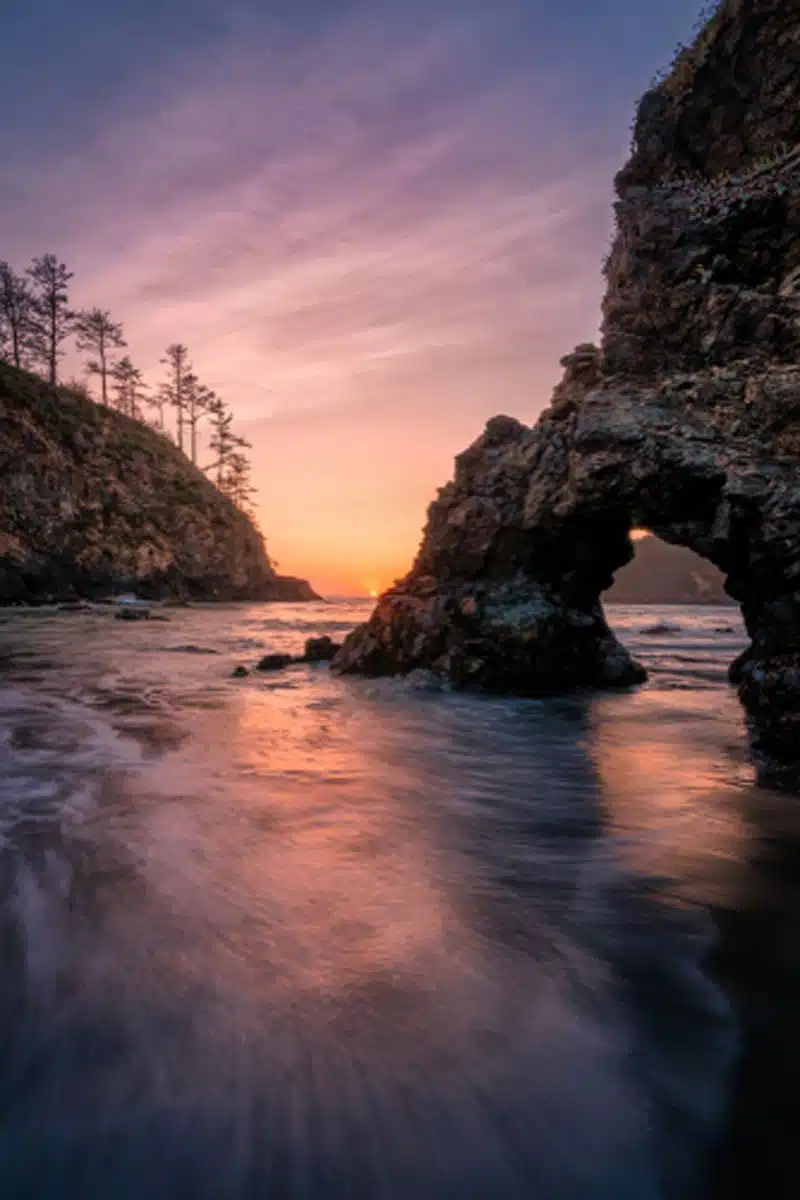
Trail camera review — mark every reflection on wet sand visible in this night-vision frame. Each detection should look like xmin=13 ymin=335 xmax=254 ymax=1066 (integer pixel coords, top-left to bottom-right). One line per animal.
xmin=589 ymin=685 xmax=800 ymax=1200
xmin=708 ymin=790 xmax=800 ymax=1200
xmin=589 ymin=687 xmax=751 ymax=907
xmin=0 ymin=603 xmax=782 ymax=1197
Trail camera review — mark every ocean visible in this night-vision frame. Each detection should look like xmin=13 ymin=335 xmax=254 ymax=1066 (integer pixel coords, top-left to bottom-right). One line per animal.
xmin=0 ymin=601 xmax=794 ymax=1198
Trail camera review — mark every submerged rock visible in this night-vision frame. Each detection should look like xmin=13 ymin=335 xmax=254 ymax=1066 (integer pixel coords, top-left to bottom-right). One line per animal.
xmin=256 ymin=653 xmax=293 ymax=672
xmin=302 ymin=635 xmax=341 ymax=663
xmin=231 ymin=665 xmax=249 ymax=678
xmin=114 ymin=608 xmax=150 ymax=622
xmin=333 ymin=0 xmax=800 ymax=791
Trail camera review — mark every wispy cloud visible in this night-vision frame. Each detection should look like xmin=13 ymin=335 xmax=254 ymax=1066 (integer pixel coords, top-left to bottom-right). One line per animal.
xmin=2 ymin=4 xmax=628 ymax=591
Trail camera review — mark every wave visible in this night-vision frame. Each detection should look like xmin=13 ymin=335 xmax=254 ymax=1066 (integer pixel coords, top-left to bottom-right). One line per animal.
xmin=254 ymin=619 xmax=358 ymax=633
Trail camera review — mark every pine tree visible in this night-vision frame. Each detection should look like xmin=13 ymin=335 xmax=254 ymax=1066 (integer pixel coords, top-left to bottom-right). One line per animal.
xmin=205 ymin=395 xmax=235 ymax=486
xmin=204 ymin=394 xmax=256 ymax=509
xmin=149 ymin=384 xmax=168 ymax=432
xmin=26 ymin=254 xmax=75 ymax=385
xmin=74 ymin=307 xmax=127 ymax=406
xmin=130 ymin=374 xmax=150 ymax=422
xmin=185 ymin=376 xmax=216 ymax=465
xmin=223 ymin=449 xmax=257 ymax=515
xmin=110 ymin=356 xmax=148 ymax=419
xmin=160 ymin=343 xmax=191 ymax=452
xmin=0 ymin=261 xmax=34 ymax=369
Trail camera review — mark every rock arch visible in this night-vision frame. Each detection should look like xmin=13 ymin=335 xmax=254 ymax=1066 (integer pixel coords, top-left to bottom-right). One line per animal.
xmin=334 ymin=355 xmax=800 ymax=789
xmin=334 ymin=0 xmax=800 ymax=791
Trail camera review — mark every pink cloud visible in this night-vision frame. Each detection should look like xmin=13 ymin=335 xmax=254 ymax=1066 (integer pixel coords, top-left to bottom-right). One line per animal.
xmin=4 ymin=8 xmax=622 ymax=593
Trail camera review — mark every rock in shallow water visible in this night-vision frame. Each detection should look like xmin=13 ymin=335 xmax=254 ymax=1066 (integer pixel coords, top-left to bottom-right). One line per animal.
xmin=332 ymin=0 xmax=800 ymax=791
xmin=114 ymin=608 xmax=150 ymax=622
xmin=256 ymin=653 xmax=294 ymax=672
xmin=302 ymin=635 xmax=341 ymax=663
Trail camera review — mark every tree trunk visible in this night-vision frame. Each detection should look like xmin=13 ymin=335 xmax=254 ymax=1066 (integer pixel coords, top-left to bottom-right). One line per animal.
xmin=49 ymin=297 xmax=57 ymax=384
xmin=100 ymin=339 xmax=107 ymax=406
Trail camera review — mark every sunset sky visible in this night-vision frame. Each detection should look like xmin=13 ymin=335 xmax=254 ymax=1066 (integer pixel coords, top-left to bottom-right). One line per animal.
xmin=1 ymin=0 xmax=706 ymax=596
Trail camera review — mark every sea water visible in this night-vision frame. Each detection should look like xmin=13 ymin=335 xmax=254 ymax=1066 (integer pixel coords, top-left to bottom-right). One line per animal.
xmin=0 ymin=602 xmax=791 ymax=1198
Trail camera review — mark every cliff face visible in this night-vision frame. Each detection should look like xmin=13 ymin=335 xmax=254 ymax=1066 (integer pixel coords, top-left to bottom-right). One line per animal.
xmin=0 ymin=364 xmax=318 ymax=603
xmin=334 ymin=0 xmax=800 ymax=791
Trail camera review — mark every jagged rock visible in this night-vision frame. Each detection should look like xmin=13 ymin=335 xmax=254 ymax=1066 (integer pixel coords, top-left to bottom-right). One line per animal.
xmin=266 ymin=576 xmax=323 ymax=602
xmin=302 ymin=635 xmax=341 ymax=663
xmin=728 ymin=647 xmax=754 ymax=685
xmin=334 ymin=0 xmax=800 ymax=791
xmin=256 ymin=653 xmax=293 ymax=672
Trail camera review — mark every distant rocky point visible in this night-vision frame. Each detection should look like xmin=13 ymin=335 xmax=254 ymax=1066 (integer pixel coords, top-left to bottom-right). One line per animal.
xmin=604 ymin=535 xmax=733 ymax=605
xmin=0 ymin=363 xmax=319 ymax=604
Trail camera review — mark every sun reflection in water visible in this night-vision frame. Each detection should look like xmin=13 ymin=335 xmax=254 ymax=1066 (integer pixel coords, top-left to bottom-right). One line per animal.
xmin=148 ymin=680 xmax=482 ymax=1028
xmin=588 ymin=687 xmax=752 ymax=904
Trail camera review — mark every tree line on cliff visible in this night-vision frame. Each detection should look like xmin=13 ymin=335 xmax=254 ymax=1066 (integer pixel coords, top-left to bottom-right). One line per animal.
xmin=0 ymin=253 xmax=255 ymax=515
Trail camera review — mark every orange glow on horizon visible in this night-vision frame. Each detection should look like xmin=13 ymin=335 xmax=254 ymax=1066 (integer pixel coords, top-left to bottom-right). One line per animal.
xmin=15 ymin=6 xmax=664 ymax=610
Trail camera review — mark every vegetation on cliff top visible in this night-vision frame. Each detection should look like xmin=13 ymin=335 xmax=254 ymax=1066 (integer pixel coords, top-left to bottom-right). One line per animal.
xmin=0 ymin=250 xmax=320 ymax=601
xmin=0 ymin=253 xmax=256 ymax=518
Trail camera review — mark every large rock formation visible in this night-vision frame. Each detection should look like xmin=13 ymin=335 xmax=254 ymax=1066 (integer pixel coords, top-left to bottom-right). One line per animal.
xmin=0 ymin=364 xmax=319 ymax=603
xmin=335 ymin=0 xmax=800 ymax=791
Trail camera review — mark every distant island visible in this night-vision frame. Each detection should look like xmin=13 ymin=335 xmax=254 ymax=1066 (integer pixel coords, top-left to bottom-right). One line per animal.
xmin=604 ymin=535 xmax=733 ymax=605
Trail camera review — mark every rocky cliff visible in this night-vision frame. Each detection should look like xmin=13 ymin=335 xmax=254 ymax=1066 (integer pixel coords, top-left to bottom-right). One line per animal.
xmin=334 ymin=0 xmax=800 ymax=791
xmin=0 ymin=363 xmax=319 ymax=603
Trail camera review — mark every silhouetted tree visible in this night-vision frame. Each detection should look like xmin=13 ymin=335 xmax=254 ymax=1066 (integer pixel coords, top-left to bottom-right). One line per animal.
xmin=75 ymin=307 xmax=127 ymax=406
xmin=147 ymin=385 xmax=168 ymax=431
xmin=160 ymin=342 xmax=191 ymax=452
xmin=184 ymin=375 xmax=216 ymax=465
xmin=223 ymin=448 xmax=256 ymax=515
xmin=205 ymin=394 xmax=234 ymax=486
xmin=0 ymin=261 xmax=33 ymax=369
xmin=111 ymin=355 xmax=148 ymax=419
xmin=205 ymin=394 xmax=255 ymax=510
xmin=26 ymin=254 xmax=75 ymax=384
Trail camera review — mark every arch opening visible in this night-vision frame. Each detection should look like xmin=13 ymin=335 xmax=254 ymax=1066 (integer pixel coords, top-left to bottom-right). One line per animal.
xmin=560 ymin=485 xmax=799 ymax=793
xmin=600 ymin=529 xmax=746 ymax=698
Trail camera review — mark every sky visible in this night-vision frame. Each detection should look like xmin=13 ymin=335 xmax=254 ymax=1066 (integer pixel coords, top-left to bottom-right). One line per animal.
xmin=0 ymin=0 xmax=708 ymax=596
